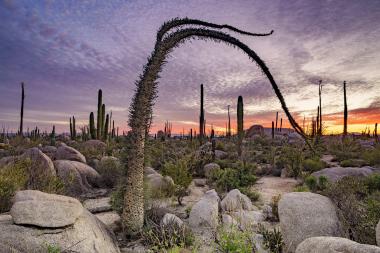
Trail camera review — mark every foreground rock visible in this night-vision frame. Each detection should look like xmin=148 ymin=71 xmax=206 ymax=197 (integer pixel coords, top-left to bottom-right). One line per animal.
xmin=203 ymin=163 xmax=220 ymax=178
xmin=221 ymin=189 xmax=254 ymax=212
xmin=312 ymin=166 xmax=378 ymax=182
xmin=279 ymin=192 xmax=342 ymax=252
xmin=145 ymin=172 xmax=174 ymax=193
xmin=21 ymin=147 xmax=56 ymax=177
xmin=1 ymin=190 xmax=120 ymax=253
xmin=161 ymin=213 xmax=184 ymax=227
xmin=83 ymin=197 xmax=112 ymax=213
xmin=54 ymin=160 xmax=101 ymax=196
xmin=95 ymin=211 xmax=121 ymax=233
xmin=296 ymin=236 xmax=380 ymax=253
xmin=56 ymin=144 xmax=86 ymax=163
xmin=11 ymin=190 xmax=82 ymax=228
xmin=40 ymin=145 xmax=57 ymax=160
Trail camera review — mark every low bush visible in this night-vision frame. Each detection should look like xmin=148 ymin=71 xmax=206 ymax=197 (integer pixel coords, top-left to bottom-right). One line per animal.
xmin=302 ymin=158 xmax=325 ymax=172
xmin=258 ymin=224 xmax=284 ymax=253
xmin=96 ymin=157 xmax=123 ymax=187
xmin=270 ymin=194 xmax=281 ymax=222
xmin=216 ymin=225 xmax=255 ymax=253
xmin=363 ymin=148 xmax=380 ymax=166
xmin=280 ymin=146 xmax=304 ymax=179
xmin=239 ymin=187 xmax=260 ymax=202
xmin=322 ymin=175 xmax=380 ymax=245
xmin=142 ymin=218 xmax=194 ymax=252
xmin=340 ymin=159 xmax=368 ymax=167
xmin=305 ymin=175 xmax=318 ymax=191
xmin=293 ymin=185 xmax=309 ymax=192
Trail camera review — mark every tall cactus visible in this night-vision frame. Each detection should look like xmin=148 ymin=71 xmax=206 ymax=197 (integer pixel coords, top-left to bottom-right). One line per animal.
xmin=237 ymin=96 xmax=244 ymax=138
xmin=69 ymin=117 xmax=73 ymax=139
xmin=97 ymin=89 xmax=102 ymax=139
xmin=103 ymin=114 xmax=109 ymax=141
xmin=343 ymin=81 xmax=348 ymax=137
xmin=72 ymin=116 xmax=76 ymax=140
xmin=50 ymin=125 xmax=56 ymax=146
xmin=19 ymin=82 xmax=25 ymax=136
xmin=227 ymin=105 xmax=231 ymax=137
xmin=272 ymin=121 xmax=275 ymax=139
xmin=101 ymin=104 xmax=105 ymax=137
xmin=89 ymin=112 xmax=96 ymax=139
xmin=275 ymin=111 xmax=278 ymax=132
xmin=318 ymin=80 xmax=322 ymax=135
xmin=199 ymin=84 xmax=205 ymax=140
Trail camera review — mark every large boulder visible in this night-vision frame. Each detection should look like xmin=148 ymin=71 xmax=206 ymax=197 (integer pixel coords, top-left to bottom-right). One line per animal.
xmin=54 ymin=160 xmax=101 ymax=196
xmin=83 ymin=197 xmax=112 ymax=213
xmin=56 ymin=144 xmax=86 ymax=163
xmin=145 ymin=173 xmax=174 ymax=193
xmin=311 ymin=166 xmax=377 ymax=183
xmin=0 ymin=191 xmax=120 ymax=253
xmin=161 ymin=213 xmax=184 ymax=228
xmin=278 ymin=192 xmax=342 ymax=252
xmin=20 ymin=147 xmax=56 ymax=177
xmin=82 ymin=139 xmax=107 ymax=151
xmin=296 ymin=236 xmax=380 ymax=253
xmin=221 ymin=189 xmax=254 ymax=212
xmin=40 ymin=145 xmax=57 ymax=160
xmin=11 ymin=190 xmax=83 ymax=228
xmin=230 ymin=210 xmax=265 ymax=231
xmin=246 ymin=125 xmax=264 ymax=137
xmin=215 ymin=150 xmax=228 ymax=159
xmin=189 ymin=189 xmax=220 ymax=230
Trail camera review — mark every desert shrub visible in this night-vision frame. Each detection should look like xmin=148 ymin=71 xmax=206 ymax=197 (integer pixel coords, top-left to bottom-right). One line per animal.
xmin=302 ymin=158 xmax=325 ymax=172
xmin=294 ymin=185 xmax=309 ymax=192
xmin=142 ymin=218 xmax=194 ymax=252
xmin=270 ymin=195 xmax=281 ymax=222
xmin=96 ymin=157 xmax=123 ymax=187
xmin=318 ymin=175 xmax=329 ymax=191
xmin=258 ymin=224 xmax=284 ymax=253
xmin=363 ymin=148 xmax=380 ymax=166
xmin=216 ymin=141 xmax=225 ymax=151
xmin=0 ymin=159 xmax=29 ymax=212
xmin=162 ymin=158 xmax=192 ymax=205
xmin=340 ymin=159 xmax=368 ymax=167
xmin=322 ymin=176 xmax=380 ymax=244
xmin=328 ymin=137 xmax=363 ymax=162
xmin=212 ymin=162 xmax=257 ymax=193
xmin=305 ymin=175 xmax=317 ymax=192
xmin=365 ymin=174 xmax=380 ymax=192
xmin=239 ymin=187 xmax=260 ymax=202
xmin=44 ymin=243 xmax=61 ymax=253
xmin=216 ymin=225 xmax=255 ymax=253
xmin=280 ymin=146 xmax=304 ymax=179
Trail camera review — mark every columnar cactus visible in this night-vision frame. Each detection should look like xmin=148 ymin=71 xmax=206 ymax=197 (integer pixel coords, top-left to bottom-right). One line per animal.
xmin=343 ymin=81 xmax=348 ymax=137
xmin=275 ymin=111 xmax=278 ymax=132
xmin=103 ymin=114 xmax=109 ymax=141
xmin=272 ymin=121 xmax=274 ymax=139
xmin=101 ymin=104 xmax=105 ymax=137
xmin=97 ymin=89 xmax=102 ymax=139
xmin=237 ymin=96 xmax=244 ymax=156
xmin=227 ymin=105 xmax=231 ymax=137
xmin=199 ymin=84 xmax=205 ymax=140
xmin=50 ymin=125 xmax=56 ymax=146
xmin=69 ymin=117 xmax=73 ymax=139
xmin=19 ymin=82 xmax=25 ymax=136
xmin=72 ymin=116 xmax=76 ymax=140
xmin=318 ymin=80 xmax=323 ymax=135
xmin=89 ymin=112 xmax=96 ymax=139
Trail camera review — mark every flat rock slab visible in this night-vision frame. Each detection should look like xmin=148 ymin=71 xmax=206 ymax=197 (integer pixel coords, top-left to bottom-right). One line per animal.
xmin=83 ymin=197 xmax=112 ymax=213
xmin=312 ymin=166 xmax=377 ymax=182
xmin=11 ymin=190 xmax=83 ymax=228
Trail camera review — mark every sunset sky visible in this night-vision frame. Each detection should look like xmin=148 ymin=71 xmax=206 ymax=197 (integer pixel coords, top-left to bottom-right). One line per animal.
xmin=0 ymin=0 xmax=379 ymax=135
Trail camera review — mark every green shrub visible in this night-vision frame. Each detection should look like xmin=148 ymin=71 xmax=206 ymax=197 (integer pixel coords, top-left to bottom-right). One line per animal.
xmin=302 ymin=158 xmax=325 ymax=172
xmin=216 ymin=141 xmax=225 ymax=151
xmin=270 ymin=195 xmax=281 ymax=222
xmin=216 ymin=225 xmax=255 ymax=253
xmin=142 ymin=218 xmax=194 ymax=251
xmin=305 ymin=175 xmax=318 ymax=192
xmin=0 ymin=159 xmax=29 ymax=212
xmin=96 ymin=157 xmax=123 ymax=187
xmin=340 ymin=159 xmax=368 ymax=167
xmin=258 ymin=224 xmax=284 ymax=253
xmin=162 ymin=158 xmax=192 ymax=205
xmin=294 ymin=185 xmax=309 ymax=192
xmin=363 ymin=148 xmax=380 ymax=166
xmin=280 ymin=146 xmax=304 ymax=179
xmin=318 ymin=175 xmax=329 ymax=191
xmin=239 ymin=187 xmax=260 ymax=202
xmin=322 ymin=176 xmax=380 ymax=244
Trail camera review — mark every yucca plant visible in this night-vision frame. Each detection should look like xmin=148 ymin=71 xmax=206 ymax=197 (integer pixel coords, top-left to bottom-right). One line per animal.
xmin=123 ymin=18 xmax=309 ymax=236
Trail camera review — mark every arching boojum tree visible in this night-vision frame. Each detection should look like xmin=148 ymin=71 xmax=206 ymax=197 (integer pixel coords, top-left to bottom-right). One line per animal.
xmin=123 ymin=18 xmax=310 ymax=236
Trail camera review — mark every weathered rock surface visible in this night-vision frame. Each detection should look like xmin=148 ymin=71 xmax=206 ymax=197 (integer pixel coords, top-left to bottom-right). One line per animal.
xmin=145 ymin=173 xmax=174 ymax=193
xmin=0 ymin=190 xmax=120 ymax=253
xmin=11 ymin=190 xmax=83 ymax=228
xmin=231 ymin=210 xmax=265 ymax=231
xmin=82 ymin=139 xmax=107 ymax=151
xmin=161 ymin=213 xmax=184 ymax=227
xmin=83 ymin=197 xmax=112 ymax=213
xmin=144 ymin=166 xmax=158 ymax=175
xmin=193 ymin=178 xmax=207 ymax=187
xmin=279 ymin=192 xmax=342 ymax=252
xmin=215 ymin=150 xmax=228 ymax=159
xmin=54 ymin=160 xmax=101 ymax=196
xmin=95 ymin=211 xmax=121 ymax=232
xmin=56 ymin=144 xmax=86 ymax=163
xmin=40 ymin=145 xmax=57 ymax=160
xmin=295 ymin=236 xmax=380 ymax=253
xmin=312 ymin=166 xmax=378 ymax=182
xmin=21 ymin=147 xmax=56 ymax=177
xmin=221 ymin=189 xmax=253 ymax=212
xmin=189 ymin=189 xmax=220 ymax=230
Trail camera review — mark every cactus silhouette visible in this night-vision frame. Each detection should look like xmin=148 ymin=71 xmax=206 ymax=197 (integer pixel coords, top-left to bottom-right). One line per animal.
xmin=343 ymin=81 xmax=348 ymax=136
xmin=103 ymin=114 xmax=109 ymax=141
xmin=97 ymin=89 xmax=102 ymax=139
xmin=237 ymin=96 xmax=244 ymax=156
xmin=199 ymin=84 xmax=205 ymax=140
xmin=89 ymin=112 xmax=96 ymax=139
xmin=50 ymin=125 xmax=56 ymax=146
xmin=123 ymin=18 xmax=309 ymax=235
xmin=19 ymin=82 xmax=25 ymax=136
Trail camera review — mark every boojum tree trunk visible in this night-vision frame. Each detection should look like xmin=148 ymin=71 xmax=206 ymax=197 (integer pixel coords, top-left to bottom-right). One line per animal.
xmin=123 ymin=18 xmax=310 ymax=236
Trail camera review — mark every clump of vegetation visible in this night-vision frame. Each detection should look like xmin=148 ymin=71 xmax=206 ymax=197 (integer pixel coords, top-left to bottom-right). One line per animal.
xmin=0 ymin=158 xmax=64 ymax=212
xmin=302 ymin=158 xmax=325 ymax=172
xmin=216 ymin=225 xmax=255 ymax=253
xmin=162 ymin=158 xmax=193 ymax=205
xmin=279 ymin=146 xmax=304 ymax=178
xmin=239 ymin=187 xmax=260 ymax=202
xmin=142 ymin=218 xmax=194 ymax=252
xmin=258 ymin=224 xmax=284 ymax=253
xmin=340 ymin=159 xmax=368 ymax=167
xmin=270 ymin=194 xmax=281 ymax=222
xmin=96 ymin=157 xmax=123 ymax=187
xmin=322 ymin=174 xmax=380 ymax=244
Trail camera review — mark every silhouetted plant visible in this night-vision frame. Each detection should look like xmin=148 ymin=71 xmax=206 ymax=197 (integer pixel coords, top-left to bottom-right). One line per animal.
xmin=19 ymin=82 xmax=25 ymax=137
xmin=97 ymin=89 xmax=102 ymax=139
xmin=199 ymin=84 xmax=205 ymax=140
xmin=123 ymin=18 xmax=309 ymax=236
xmin=237 ymin=95 xmax=244 ymax=156
xmin=343 ymin=81 xmax=348 ymax=137
xmin=89 ymin=112 xmax=96 ymax=139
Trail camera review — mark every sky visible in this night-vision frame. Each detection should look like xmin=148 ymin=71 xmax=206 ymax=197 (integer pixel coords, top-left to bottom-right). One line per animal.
xmin=0 ymin=0 xmax=379 ymax=135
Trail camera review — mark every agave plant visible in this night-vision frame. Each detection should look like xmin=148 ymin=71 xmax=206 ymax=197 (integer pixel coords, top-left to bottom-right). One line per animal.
xmin=123 ymin=18 xmax=309 ymax=236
